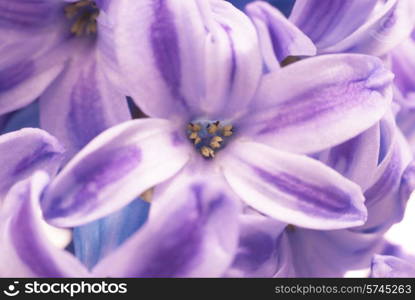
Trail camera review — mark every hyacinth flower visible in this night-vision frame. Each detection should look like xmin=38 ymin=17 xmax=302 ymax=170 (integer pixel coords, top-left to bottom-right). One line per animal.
xmin=0 ymin=0 xmax=130 ymax=159
xmin=370 ymin=255 xmax=415 ymax=277
xmin=23 ymin=0 xmax=396 ymax=277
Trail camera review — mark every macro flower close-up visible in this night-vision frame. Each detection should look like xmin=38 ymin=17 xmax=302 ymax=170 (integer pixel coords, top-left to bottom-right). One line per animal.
xmin=1 ymin=0 xmax=415 ymax=290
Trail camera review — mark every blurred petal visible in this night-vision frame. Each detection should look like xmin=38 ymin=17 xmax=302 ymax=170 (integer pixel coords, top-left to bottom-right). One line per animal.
xmin=226 ymin=213 xmax=285 ymax=277
xmin=246 ymin=54 xmax=393 ymax=154
xmin=0 ymin=128 xmax=63 ymax=199
xmin=391 ymin=39 xmax=415 ymax=97
xmin=319 ymin=123 xmax=380 ymax=190
xmin=246 ymin=1 xmax=316 ymax=72
xmin=324 ymin=0 xmax=415 ymax=56
xmin=73 ymin=198 xmax=150 ymax=270
xmin=371 ymin=255 xmax=415 ymax=277
xmin=93 ymin=171 xmax=240 ymax=277
xmin=0 ymin=0 xmax=70 ymax=114
xmin=221 ymin=140 xmax=367 ymax=230
xmin=277 ymin=226 xmax=383 ymax=277
xmin=0 ymin=172 xmax=88 ymax=277
xmin=39 ymin=49 xmax=131 ymax=161
xmin=289 ymin=0 xmax=377 ymax=49
xmin=42 ymin=119 xmax=190 ymax=227
xmin=110 ymin=0 xmax=262 ymax=119
xmin=359 ymin=127 xmax=413 ymax=234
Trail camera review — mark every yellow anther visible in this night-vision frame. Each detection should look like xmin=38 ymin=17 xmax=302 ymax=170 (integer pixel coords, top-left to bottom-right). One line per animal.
xmin=207 ymin=121 xmax=220 ymax=134
xmin=65 ymin=1 xmax=99 ymax=36
xmin=71 ymin=16 xmax=89 ymax=36
xmin=210 ymin=136 xmax=223 ymax=149
xmin=223 ymin=125 xmax=233 ymax=132
xmin=201 ymin=146 xmax=215 ymax=158
xmin=194 ymin=136 xmax=201 ymax=145
xmin=187 ymin=123 xmax=201 ymax=132
xmin=189 ymin=132 xmax=198 ymax=140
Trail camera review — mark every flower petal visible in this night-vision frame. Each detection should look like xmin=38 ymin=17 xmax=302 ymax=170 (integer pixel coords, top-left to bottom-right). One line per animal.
xmin=276 ymin=226 xmax=383 ymax=277
xmin=110 ymin=0 xmax=262 ymax=119
xmin=323 ymin=0 xmax=415 ymax=56
xmin=225 ymin=213 xmax=285 ymax=277
xmin=0 ymin=172 xmax=89 ymax=277
xmin=371 ymin=255 xmax=415 ymax=277
xmin=289 ymin=0 xmax=377 ymax=50
xmin=39 ymin=50 xmax=131 ymax=161
xmin=0 ymin=128 xmax=63 ymax=199
xmin=245 ymin=54 xmax=393 ymax=154
xmin=220 ymin=140 xmax=367 ymax=230
xmin=93 ymin=170 xmax=240 ymax=277
xmin=319 ymin=123 xmax=380 ymax=190
xmin=41 ymin=119 xmax=190 ymax=227
xmin=0 ymin=0 xmax=70 ymax=114
xmin=246 ymin=1 xmax=316 ymax=72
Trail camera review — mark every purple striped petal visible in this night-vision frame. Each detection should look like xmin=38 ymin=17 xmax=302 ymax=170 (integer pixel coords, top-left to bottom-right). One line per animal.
xmin=221 ymin=140 xmax=367 ymax=230
xmin=371 ymin=255 xmax=415 ymax=277
xmin=0 ymin=172 xmax=89 ymax=277
xmin=41 ymin=119 xmax=191 ymax=227
xmin=39 ymin=51 xmax=131 ymax=162
xmin=323 ymin=0 xmax=415 ymax=56
xmin=226 ymin=214 xmax=285 ymax=277
xmin=246 ymin=1 xmax=316 ymax=72
xmin=0 ymin=128 xmax=63 ymax=199
xmin=289 ymin=0 xmax=377 ymax=50
xmin=110 ymin=0 xmax=262 ymax=119
xmin=93 ymin=171 xmax=240 ymax=277
xmin=245 ymin=54 xmax=393 ymax=154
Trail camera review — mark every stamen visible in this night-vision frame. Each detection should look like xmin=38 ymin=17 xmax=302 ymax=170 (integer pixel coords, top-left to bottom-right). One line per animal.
xmin=187 ymin=120 xmax=234 ymax=159
xmin=201 ymin=146 xmax=215 ymax=158
xmin=209 ymin=136 xmax=223 ymax=149
xmin=64 ymin=1 xmax=99 ymax=37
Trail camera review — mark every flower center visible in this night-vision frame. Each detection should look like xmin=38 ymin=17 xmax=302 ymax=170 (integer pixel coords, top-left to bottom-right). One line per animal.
xmin=187 ymin=120 xmax=234 ymax=159
xmin=64 ymin=0 xmax=100 ymax=37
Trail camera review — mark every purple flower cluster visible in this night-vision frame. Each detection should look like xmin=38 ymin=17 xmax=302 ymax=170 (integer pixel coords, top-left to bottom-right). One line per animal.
xmin=1 ymin=0 xmax=415 ymax=278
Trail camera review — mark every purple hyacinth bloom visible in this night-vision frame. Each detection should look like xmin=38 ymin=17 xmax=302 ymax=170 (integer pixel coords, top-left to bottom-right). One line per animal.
xmin=0 ymin=0 xmax=130 ymax=159
xmin=370 ymin=255 xmax=415 ymax=277
xmin=23 ymin=0 xmax=395 ymax=277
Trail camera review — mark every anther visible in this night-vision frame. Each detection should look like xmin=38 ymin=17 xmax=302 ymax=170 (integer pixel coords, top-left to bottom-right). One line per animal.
xmin=222 ymin=124 xmax=233 ymax=137
xmin=210 ymin=136 xmax=223 ymax=149
xmin=65 ymin=1 xmax=99 ymax=37
xmin=187 ymin=120 xmax=234 ymax=159
xmin=201 ymin=146 xmax=215 ymax=158
xmin=207 ymin=121 xmax=220 ymax=134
